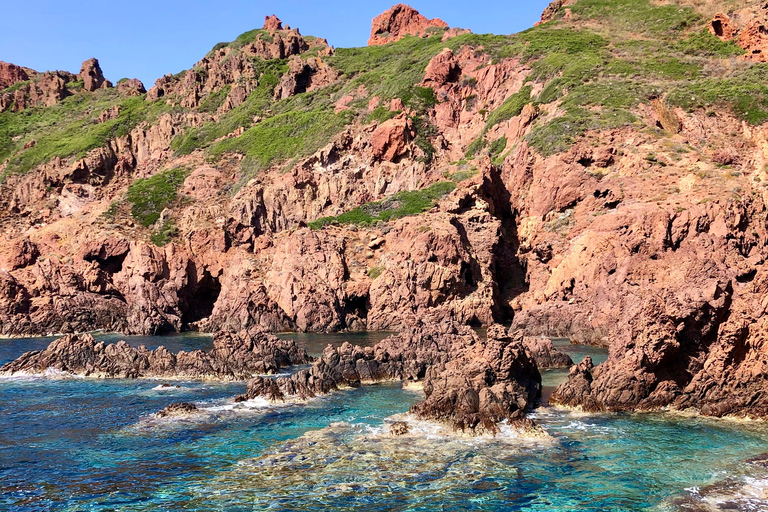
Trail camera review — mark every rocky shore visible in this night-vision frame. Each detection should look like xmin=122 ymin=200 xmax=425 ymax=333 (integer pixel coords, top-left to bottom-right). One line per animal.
xmin=0 ymin=328 xmax=310 ymax=380
xmin=0 ymin=321 xmax=580 ymax=433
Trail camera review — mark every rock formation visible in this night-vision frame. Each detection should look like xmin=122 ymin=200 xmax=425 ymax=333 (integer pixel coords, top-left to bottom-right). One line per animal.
xmin=0 ymin=328 xmax=311 ymax=379
xmin=368 ymin=4 xmax=448 ymax=46
xmin=79 ymin=58 xmax=110 ymax=91
xmin=0 ymin=61 xmax=29 ymax=89
xmin=238 ymin=322 xmax=541 ymax=434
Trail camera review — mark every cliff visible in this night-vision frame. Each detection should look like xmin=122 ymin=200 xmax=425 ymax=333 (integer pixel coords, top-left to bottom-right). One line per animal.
xmin=3 ymin=1 xmax=768 ymax=419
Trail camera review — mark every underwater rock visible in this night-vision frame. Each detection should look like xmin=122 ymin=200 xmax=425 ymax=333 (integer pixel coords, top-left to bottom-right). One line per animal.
xmin=389 ymin=421 xmax=410 ymax=436
xmin=155 ymin=402 xmax=198 ymax=418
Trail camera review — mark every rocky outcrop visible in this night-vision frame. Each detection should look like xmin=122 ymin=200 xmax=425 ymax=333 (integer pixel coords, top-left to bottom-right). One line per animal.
xmin=0 ymin=328 xmax=311 ymax=379
xmin=411 ymin=325 xmax=541 ymax=433
xmin=274 ymin=56 xmax=338 ymax=100
xmin=739 ymin=20 xmax=768 ymax=62
xmin=0 ymin=61 xmax=29 ymax=89
xmin=368 ymin=4 xmax=448 ymax=46
xmin=79 ymin=58 xmax=111 ymax=91
xmin=117 ymin=78 xmax=146 ymax=96
xmin=263 ymin=14 xmax=283 ymax=32
xmin=709 ymin=13 xmax=735 ymax=41
xmin=238 ymin=322 xmax=541 ymax=434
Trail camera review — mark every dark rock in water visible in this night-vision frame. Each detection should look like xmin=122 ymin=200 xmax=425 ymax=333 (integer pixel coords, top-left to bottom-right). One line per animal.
xmin=238 ymin=321 xmax=541 ymax=434
xmin=410 ymin=325 xmax=541 ymax=434
xmin=155 ymin=402 xmax=198 ymax=418
xmin=389 ymin=421 xmax=410 ymax=436
xmin=522 ymin=336 xmax=574 ymax=369
xmin=0 ymin=328 xmax=311 ymax=380
xmin=746 ymin=454 xmax=768 ymax=468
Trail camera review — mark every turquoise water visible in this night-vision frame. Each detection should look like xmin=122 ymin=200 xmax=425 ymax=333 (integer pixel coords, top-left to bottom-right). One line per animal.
xmin=1 ymin=334 xmax=767 ymax=511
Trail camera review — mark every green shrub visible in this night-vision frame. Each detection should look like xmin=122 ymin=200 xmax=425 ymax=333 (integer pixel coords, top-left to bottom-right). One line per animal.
xmin=368 ymin=266 xmax=385 ymax=279
xmin=209 ymin=109 xmax=352 ymax=178
xmin=126 ymin=167 xmax=189 ymax=227
xmin=484 ymin=86 xmax=533 ymax=132
xmin=309 ymin=181 xmax=456 ymax=229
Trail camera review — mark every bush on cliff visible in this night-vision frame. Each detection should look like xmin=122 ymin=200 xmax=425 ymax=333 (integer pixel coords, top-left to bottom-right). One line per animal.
xmin=126 ymin=167 xmax=189 ymax=227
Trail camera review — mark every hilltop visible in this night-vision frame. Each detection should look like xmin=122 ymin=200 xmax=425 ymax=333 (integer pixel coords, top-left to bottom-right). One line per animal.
xmin=3 ymin=1 xmax=768 ymax=419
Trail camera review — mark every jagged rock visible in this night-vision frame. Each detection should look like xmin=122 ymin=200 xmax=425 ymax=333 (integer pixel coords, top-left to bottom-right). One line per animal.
xmin=423 ymin=48 xmax=461 ymax=85
xmin=371 ymin=113 xmax=414 ymax=161
xmin=155 ymin=402 xmax=198 ymax=417
xmin=79 ymin=58 xmax=110 ymax=91
xmin=0 ymin=240 xmax=39 ymax=271
xmin=0 ymin=61 xmax=29 ymax=89
xmin=263 ymin=14 xmax=283 ymax=32
xmin=238 ymin=322 xmax=541 ymax=434
xmin=651 ymin=97 xmax=682 ymax=133
xmin=274 ymin=56 xmax=338 ymax=100
xmin=411 ymin=325 xmax=541 ymax=433
xmin=537 ymin=0 xmax=574 ymax=25
xmin=0 ymin=328 xmax=311 ymax=379
xmin=368 ymin=4 xmax=448 ymax=46
xmin=117 ymin=78 xmax=146 ymax=96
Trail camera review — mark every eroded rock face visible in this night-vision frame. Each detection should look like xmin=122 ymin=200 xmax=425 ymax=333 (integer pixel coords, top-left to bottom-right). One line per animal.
xmin=0 ymin=328 xmax=311 ymax=379
xmin=238 ymin=322 xmax=541 ymax=434
xmin=709 ymin=13 xmax=735 ymax=41
xmin=0 ymin=61 xmax=29 ymax=89
xmin=739 ymin=20 xmax=768 ymax=61
xmin=368 ymin=4 xmax=448 ymax=46
xmin=411 ymin=325 xmax=541 ymax=433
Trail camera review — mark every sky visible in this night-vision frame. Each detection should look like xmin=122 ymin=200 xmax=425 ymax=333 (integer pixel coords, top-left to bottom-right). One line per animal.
xmin=0 ymin=1 xmax=552 ymax=88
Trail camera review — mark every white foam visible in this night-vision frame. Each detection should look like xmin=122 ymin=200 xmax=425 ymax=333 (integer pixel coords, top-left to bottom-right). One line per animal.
xmin=205 ymin=397 xmax=275 ymax=412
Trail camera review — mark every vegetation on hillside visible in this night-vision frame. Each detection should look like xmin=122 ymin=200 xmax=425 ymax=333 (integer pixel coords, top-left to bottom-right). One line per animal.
xmin=126 ymin=167 xmax=189 ymax=227
xmin=308 ymin=181 xmax=456 ymax=229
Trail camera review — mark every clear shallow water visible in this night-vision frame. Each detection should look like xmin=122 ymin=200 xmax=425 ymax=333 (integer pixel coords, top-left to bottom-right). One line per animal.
xmin=1 ymin=333 xmax=767 ymax=511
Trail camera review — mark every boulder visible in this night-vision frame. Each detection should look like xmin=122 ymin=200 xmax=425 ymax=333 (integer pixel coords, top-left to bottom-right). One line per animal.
xmin=371 ymin=113 xmax=414 ymax=161
xmin=117 ymin=78 xmax=146 ymax=96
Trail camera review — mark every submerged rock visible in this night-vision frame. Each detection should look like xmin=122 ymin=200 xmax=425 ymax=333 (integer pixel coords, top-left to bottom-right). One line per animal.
xmin=0 ymin=328 xmax=311 ymax=380
xmin=389 ymin=421 xmax=410 ymax=436
xmin=155 ymin=402 xmax=198 ymax=418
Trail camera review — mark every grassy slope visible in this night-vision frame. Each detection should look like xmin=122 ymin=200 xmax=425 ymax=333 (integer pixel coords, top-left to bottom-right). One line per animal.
xmin=2 ymin=0 xmax=765 ymax=217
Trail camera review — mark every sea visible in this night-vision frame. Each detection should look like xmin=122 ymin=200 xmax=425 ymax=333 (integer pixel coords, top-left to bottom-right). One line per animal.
xmin=1 ymin=332 xmax=767 ymax=511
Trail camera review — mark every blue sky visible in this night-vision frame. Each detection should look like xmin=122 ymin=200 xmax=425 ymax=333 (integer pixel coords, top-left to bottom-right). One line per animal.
xmin=0 ymin=1 xmax=552 ymax=88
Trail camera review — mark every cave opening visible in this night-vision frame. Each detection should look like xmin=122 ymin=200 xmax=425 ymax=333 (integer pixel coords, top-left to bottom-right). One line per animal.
xmin=181 ymin=270 xmax=222 ymax=330
xmin=711 ymin=20 xmax=723 ymax=37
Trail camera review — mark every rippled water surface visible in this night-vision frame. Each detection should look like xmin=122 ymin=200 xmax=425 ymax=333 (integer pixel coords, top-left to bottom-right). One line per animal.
xmin=1 ymin=333 xmax=767 ymax=511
